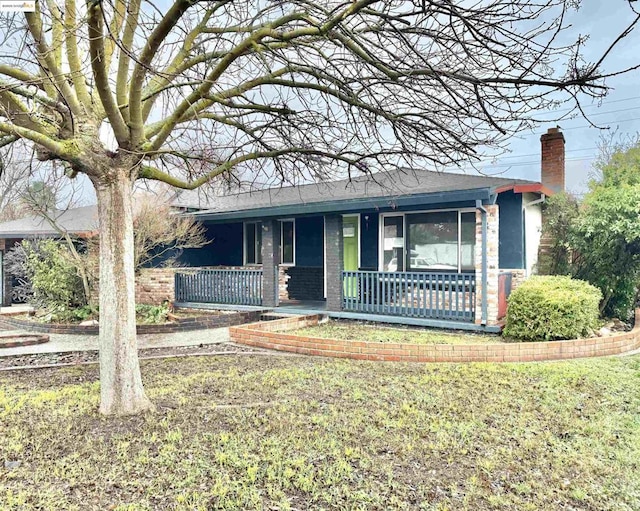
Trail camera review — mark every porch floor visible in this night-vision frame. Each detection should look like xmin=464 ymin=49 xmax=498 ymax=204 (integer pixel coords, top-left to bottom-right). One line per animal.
xmin=174 ymin=300 xmax=500 ymax=333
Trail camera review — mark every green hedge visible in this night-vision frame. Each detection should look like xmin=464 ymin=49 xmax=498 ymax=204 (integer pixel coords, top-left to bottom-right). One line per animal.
xmin=503 ymin=276 xmax=602 ymax=341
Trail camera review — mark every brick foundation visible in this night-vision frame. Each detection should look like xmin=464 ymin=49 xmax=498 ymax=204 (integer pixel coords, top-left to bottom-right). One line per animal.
xmin=229 ymin=309 xmax=640 ymax=363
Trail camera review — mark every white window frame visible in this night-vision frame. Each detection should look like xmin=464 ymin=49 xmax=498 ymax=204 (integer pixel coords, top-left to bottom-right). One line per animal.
xmin=279 ymin=218 xmax=295 ymax=266
xmin=379 ymin=208 xmax=476 ymax=273
xmin=243 ymin=221 xmax=262 ymax=266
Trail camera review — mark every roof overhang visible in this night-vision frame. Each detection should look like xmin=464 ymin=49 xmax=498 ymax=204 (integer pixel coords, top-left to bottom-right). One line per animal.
xmin=193 ymin=187 xmax=496 ymax=222
xmin=0 ymin=230 xmax=97 ymax=240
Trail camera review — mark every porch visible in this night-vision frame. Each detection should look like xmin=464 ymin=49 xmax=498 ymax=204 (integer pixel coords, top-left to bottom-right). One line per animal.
xmin=171 ymin=196 xmax=510 ymax=330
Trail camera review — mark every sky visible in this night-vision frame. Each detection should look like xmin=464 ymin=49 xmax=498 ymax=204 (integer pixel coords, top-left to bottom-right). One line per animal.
xmin=55 ymin=1 xmax=640 ymax=205
xmin=472 ymin=1 xmax=640 ymax=195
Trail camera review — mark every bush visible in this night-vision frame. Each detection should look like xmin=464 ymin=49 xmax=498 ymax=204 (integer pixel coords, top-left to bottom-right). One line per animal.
xmin=503 ymin=276 xmax=602 ymax=341
xmin=135 ymin=303 xmax=170 ymax=324
xmin=22 ymin=239 xmax=87 ymax=314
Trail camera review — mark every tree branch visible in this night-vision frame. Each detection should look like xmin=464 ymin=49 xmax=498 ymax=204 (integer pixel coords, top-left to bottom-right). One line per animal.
xmin=86 ymin=0 xmax=130 ymax=145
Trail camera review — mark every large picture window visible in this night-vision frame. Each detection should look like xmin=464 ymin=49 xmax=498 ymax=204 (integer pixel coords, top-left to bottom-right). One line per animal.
xmin=381 ymin=210 xmax=476 ymax=272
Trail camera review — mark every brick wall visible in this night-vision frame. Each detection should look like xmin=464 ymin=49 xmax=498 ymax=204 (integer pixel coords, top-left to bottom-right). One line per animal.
xmin=475 ymin=205 xmax=500 ymax=325
xmin=285 ymin=267 xmax=324 ymax=301
xmin=498 ymin=269 xmax=528 ymax=291
xmin=135 ymin=267 xmax=179 ymax=305
xmin=230 ymin=309 xmax=640 ymax=363
xmin=324 ymin=215 xmax=343 ymax=312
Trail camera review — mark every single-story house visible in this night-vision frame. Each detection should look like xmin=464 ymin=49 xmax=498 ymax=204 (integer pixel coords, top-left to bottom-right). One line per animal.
xmin=171 ymin=128 xmax=566 ymax=330
xmin=0 ymin=128 xmax=565 ymax=330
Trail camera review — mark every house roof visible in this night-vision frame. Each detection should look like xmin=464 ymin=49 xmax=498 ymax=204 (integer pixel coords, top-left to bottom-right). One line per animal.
xmin=0 ymin=205 xmax=98 ymax=239
xmin=192 ymin=168 xmax=544 ymax=221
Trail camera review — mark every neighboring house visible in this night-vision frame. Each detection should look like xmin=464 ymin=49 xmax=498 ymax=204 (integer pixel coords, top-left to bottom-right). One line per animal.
xmin=0 ymin=205 xmax=98 ymax=305
xmin=172 ymin=128 xmax=565 ymax=330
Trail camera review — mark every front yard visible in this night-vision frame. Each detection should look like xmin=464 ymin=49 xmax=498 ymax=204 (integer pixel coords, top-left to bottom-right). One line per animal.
xmin=1 ymin=354 xmax=639 ymax=510
xmin=292 ymin=320 xmax=503 ymax=345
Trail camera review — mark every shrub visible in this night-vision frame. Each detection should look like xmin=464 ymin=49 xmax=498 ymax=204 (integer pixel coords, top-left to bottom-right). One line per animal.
xmin=22 ymin=239 xmax=87 ymax=314
xmin=503 ymin=276 xmax=602 ymax=341
xmin=135 ymin=303 xmax=170 ymax=324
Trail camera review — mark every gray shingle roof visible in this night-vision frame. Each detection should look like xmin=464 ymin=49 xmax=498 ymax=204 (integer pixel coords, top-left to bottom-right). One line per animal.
xmin=192 ymin=168 xmax=536 ymax=215
xmin=0 ymin=205 xmax=98 ymax=238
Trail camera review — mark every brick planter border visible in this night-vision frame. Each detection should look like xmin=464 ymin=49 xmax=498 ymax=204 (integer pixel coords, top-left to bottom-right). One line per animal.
xmin=229 ymin=310 xmax=640 ymax=363
xmin=0 ymin=309 xmax=265 ymax=335
xmin=0 ymin=333 xmax=49 ymax=349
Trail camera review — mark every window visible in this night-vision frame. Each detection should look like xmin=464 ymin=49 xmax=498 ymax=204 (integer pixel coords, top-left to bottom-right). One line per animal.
xmin=280 ymin=219 xmax=295 ymax=265
xmin=245 ymin=220 xmax=295 ymax=266
xmin=244 ymin=222 xmax=262 ymax=265
xmin=381 ymin=210 xmax=476 ymax=272
xmin=382 ymin=215 xmax=404 ymax=271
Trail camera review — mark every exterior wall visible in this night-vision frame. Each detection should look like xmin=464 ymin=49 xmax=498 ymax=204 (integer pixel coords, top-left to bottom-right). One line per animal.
xmin=360 ymin=212 xmax=378 ymax=270
xmin=179 ymin=222 xmax=243 ymax=267
xmin=497 ymin=191 xmax=524 ymax=269
xmin=523 ymin=193 xmax=543 ymax=275
xmin=475 ymin=204 xmax=500 ymax=325
xmin=284 ymin=266 xmax=324 ymax=301
xmin=295 ymin=216 xmax=324 ymax=267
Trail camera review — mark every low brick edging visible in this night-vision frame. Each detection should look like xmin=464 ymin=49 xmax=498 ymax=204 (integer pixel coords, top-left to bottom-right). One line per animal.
xmin=229 ymin=310 xmax=640 ymax=363
xmin=0 ymin=309 xmax=265 ymax=335
xmin=0 ymin=333 xmax=49 ymax=349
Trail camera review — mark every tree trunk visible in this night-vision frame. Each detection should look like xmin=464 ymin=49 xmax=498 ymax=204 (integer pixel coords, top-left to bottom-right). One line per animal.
xmin=94 ymin=169 xmax=153 ymax=415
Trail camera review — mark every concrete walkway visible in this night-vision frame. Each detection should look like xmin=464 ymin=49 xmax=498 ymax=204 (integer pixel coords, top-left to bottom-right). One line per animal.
xmin=0 ymin=327 xmax=231 ymax=357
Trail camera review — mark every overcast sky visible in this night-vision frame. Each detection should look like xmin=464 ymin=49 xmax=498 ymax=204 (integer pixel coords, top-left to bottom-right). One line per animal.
xmin=66 ymin=1 xmax=640 ymax=205
xmin=472 ymin=1 xmax=640 ymax=195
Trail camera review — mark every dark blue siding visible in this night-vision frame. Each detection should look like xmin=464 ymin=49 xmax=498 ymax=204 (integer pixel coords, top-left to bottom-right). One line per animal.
xmin=295 ymin=216 xmax=324 ymax=267
xmin=360 ymin=212 xmax=378 ymax=270
xmin=497 ymin=191 xmax=524 ymax=269
xmin=179 ymin=222 xmax=243 ymax=267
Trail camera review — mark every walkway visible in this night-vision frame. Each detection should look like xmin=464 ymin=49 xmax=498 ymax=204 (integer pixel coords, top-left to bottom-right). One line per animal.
xmin=0 ymin=327 xmax=231 ymax=357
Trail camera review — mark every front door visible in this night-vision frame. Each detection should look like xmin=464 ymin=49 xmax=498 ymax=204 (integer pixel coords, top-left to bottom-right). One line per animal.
xmin=343 ymin=216 xmax=359 ymax=298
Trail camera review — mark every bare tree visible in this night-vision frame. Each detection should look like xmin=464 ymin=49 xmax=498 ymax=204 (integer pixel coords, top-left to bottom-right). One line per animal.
xmin=0 ymin=0 xmax=638 ymax=415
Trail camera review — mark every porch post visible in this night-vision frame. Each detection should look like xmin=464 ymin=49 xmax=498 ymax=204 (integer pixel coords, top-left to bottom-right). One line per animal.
xmin=324 ymin=214 xmax=343 ymax=312
xmin=475 ymin=204 xmax=500 ymax=325
xmin=261 ymin=219 xmax=280 ymax=307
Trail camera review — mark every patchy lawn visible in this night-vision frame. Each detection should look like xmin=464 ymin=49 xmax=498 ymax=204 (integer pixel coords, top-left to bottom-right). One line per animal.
xmin=1 ymin=355 xmax=639 ymax=510
xmin=293 ymin=320 xmax=503 ymax=345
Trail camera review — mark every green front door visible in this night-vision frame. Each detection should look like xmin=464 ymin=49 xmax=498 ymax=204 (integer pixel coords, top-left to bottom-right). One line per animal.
xmin=343 ymin=216 xmax=359 ymax=298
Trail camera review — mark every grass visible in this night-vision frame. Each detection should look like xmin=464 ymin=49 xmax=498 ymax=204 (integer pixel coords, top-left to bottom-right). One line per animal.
xmin=1 ymin=354 xmax=640 ymax=510
xmin=292 ymin=320 xmax=504 ymax=345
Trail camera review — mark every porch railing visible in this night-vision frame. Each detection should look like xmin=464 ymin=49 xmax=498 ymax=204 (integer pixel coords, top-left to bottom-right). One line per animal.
xmin=174 ymin=269 xmax=263 ymax=306
xmin=342 ymin=271 xmax=475 ymax=321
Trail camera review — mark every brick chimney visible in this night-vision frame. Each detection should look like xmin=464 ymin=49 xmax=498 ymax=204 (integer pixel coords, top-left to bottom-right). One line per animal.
xmin=540 ymin=127 xmax=565 ymax=192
